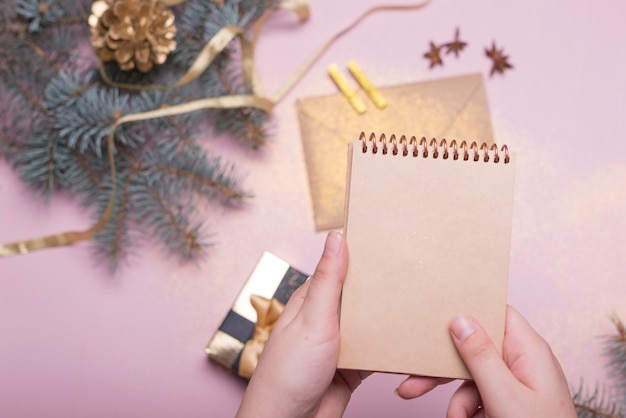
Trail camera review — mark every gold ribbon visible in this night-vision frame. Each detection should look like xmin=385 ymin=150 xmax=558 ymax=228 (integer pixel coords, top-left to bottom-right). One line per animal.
xmin=238 ymin=295 xmax=285 ymax=378
xmin=0 ymin=0 xmax=432 ymax=257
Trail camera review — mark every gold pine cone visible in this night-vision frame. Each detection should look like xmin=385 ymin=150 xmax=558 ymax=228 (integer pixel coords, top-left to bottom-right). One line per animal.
xmin=88 ymin=0 xmax=177 ymax=73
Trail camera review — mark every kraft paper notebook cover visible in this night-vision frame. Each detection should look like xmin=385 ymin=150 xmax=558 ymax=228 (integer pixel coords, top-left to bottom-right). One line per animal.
xmin=297 ymin=73 xmax=494 ymax=231
xmin=338 ymin=134 xmax=516 ymax=379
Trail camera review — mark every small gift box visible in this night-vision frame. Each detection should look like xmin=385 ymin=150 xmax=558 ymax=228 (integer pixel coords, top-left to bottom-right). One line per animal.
xmin=206 ymin=252 xmax=309 ymax=378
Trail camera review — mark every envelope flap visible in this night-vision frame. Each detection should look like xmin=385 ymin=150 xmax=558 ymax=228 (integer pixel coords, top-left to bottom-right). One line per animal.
xmin=297 ymin=73 xmax=493 ymax=143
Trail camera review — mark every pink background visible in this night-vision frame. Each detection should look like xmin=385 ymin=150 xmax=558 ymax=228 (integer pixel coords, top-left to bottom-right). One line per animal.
xmin=2 ymin=0 xmax=626 ymax=416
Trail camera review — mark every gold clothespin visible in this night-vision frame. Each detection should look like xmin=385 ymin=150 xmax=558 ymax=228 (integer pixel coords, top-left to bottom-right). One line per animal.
xmin=327 ymin=63 xmax=367 ymax=115
xmin=347 ymin=60 xmax=387 ymax=109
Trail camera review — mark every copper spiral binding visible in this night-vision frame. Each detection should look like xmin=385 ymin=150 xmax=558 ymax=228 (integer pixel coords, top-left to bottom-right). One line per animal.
xmin=358 ymin=132 xmax=510 ymax=164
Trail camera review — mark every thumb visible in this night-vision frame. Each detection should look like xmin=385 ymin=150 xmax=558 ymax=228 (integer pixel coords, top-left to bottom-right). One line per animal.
xmin=450 ymin=315 xmax=518 ymax=401
xmin=299 ymin=231 xmax=348 ymax=321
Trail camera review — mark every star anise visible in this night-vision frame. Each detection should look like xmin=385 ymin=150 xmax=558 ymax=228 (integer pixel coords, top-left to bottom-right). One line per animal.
xmin=423 ymin=41 xmax=443 ymax=69
xmin=485 ymin=42 xmax=513 ymax=76
xmin=445 ymin=28 xmax=467 ymax=57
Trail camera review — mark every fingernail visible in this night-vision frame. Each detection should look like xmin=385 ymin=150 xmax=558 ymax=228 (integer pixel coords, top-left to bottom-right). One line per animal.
xmin=450 ymin=315 xmax=477 ymax=342
xmin=323 ymin=231 xmax=342 ymax=257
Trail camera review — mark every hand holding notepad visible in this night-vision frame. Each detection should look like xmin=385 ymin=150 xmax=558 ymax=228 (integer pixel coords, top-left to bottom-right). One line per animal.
xmin=338 ymin=133 xmax=516 ymax=379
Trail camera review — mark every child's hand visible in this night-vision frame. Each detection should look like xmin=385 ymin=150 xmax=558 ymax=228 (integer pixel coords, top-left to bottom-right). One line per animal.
xmin=446 ymin=306 xmax=577 ymax=418
xmin=236 ymin=232 xmax=445 ymax=418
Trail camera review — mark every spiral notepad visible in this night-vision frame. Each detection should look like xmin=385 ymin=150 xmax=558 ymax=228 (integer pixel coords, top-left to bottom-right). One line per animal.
xmin=338 ymin=133 xmax=516 ymax=379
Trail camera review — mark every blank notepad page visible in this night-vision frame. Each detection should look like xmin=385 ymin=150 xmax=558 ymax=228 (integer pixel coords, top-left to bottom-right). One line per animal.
xmin=338 ymin=134 xmax=516 ymax=379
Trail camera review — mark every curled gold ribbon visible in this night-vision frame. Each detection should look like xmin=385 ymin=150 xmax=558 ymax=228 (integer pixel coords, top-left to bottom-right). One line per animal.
xmin=0 ymin=0 xmax=432 ymax=257
xmin=238 ymin=295 xmax=285 ymax=378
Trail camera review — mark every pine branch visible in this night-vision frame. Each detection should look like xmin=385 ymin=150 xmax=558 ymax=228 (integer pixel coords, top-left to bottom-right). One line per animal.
xmin=157 ymin=115 xmax=199 ymax=156
xmin=212 ymin=63 xmax=269 ymax=148
xmin=144 ymin=183 xmax=203 ymax=254
xmin=574 ymin=317 xmax=626 ymax=418
xmin=156 ymin=164 xmax=241 ymax=200
xmin=13 ymin=77 xmax=47 ymax=114
xmin=23 ymin=37 xmax=61 ymax=72
xmin=0 ymin=18 xmax=87 ymax=37
xmin=606 ymin=315 xmax=626 ymax=393
xmin=114 ymin=173 xmax=134 ymax=263
xmin=0 ymin=130 xmax=23 ymax=161
xmin=89 ymin=142 xmax=245 ymax=267
xmin=66 ymin=148 xmax=104 ymax=201
xmin=130 ymin=173 xmax=207 ymax=260
xmin=43 ymin=69 xmax=96 ymax=110
xmin=1 ymin=2 xmax=87 ymax=92
xmin=574 ymin=403 xmax=621 ymax=418
xmin=75 ymin=148 xmax=100 ymax=180
xmin=128 ymin=91 xmax=202 ymax=156
xmin=0 ymin=22 xmax=28 ymax=35
xmin=164 ymin=117 xmax=194 ymax=147
xmin=0 ymin=87 xmax=32 ymax=162
xmin=93 ymin=171 xmax=135 ymax=273
xmin=49 ymin=84 xmax=133 ymax=156
xmin=573 ymin=382 xmax=625 ymax=418
xmin=174 ymin=0 xmax=236 ymax=67
xmin=14 ymin=126 xmax=61 ymax=199
xmin=1 ymin=0 xmax=269 ymax=271
xmin=2 ymin=36 xmax=62 ymax=112
xmin=11 ymin=0 xmax=89 ymax=33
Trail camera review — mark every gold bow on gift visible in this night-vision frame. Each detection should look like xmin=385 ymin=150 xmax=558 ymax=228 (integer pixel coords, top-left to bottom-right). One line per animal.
xmin=238 ymin=295 xmax=285 ymax=378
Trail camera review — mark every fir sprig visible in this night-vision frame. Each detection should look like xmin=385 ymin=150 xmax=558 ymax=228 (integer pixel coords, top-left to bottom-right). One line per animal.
xmin=606 ymin=315 xmax=626 ymax=392
xmin=92 ymin=172 xmax=135 ymax=272
xmin=574 ymin=316 xmax=626 ymax=417
xmin=13 ymin=124 xmax=61 ymax=199
xmin=1 ymin=0 xmax=278 ymax=271
xmin=207 ymin=60 xmax=270 ymax=148
xmin=16 ymin=0 xmax=62 ymax=33
xmin=51 ymin=85 xmax=132 ymax=155
xmin=573 ymin=382 xmax=625 ymax=418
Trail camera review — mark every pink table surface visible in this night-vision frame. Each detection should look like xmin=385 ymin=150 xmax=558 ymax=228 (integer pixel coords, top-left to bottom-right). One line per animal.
xmin=2 ymin=0 xmax=626 ymax=416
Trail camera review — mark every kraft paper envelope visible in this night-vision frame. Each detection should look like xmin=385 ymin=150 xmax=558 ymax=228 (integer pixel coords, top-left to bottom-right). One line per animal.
xmin=297 ymin=73 xmax=494 ymax=231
